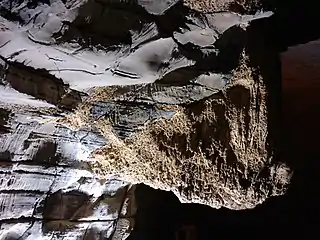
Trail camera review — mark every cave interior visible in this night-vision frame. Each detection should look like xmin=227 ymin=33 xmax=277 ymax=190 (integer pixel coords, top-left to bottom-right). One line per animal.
xmin=128 ymin=1 xmax=320 ymax=238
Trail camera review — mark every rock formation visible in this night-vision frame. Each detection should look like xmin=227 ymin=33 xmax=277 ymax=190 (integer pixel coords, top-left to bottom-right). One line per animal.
xmin=0 ymin=0 xmax=303 ymax=238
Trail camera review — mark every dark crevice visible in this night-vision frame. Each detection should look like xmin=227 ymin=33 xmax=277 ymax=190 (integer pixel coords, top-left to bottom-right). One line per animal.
xmin=0 ymin=6 xmax=24 ymax=24
xmin=0 ymin=150 xmax=13 ymax=162
xmin=26 ymin=0 xmax=50 ymax=9
xmin=0 ymin=189 xmax=46 ymax=194
xmin=0 ymin=169 xmax=58 ymax=176
xmin=0 ymin=217 xmax=128 ymax=224
xmin=3 ymin=61 xmax=82 ymax=110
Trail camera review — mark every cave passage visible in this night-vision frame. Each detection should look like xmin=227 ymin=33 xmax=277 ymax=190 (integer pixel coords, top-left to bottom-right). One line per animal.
xmin=1 ymin=0 xmax=320 ymax=239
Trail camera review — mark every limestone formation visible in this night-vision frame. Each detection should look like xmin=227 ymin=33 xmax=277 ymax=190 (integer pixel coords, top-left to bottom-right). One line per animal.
xmin=0 ymin=0 xmax=292 ymax=239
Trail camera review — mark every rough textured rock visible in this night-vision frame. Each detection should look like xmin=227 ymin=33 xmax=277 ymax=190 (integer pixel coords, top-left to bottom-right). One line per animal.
xmin=0 ymin=106 xmax=136 ymax=239
xmin=0 ymin=0 xmax=294 ymax=238
xmin=183 ymin=0 xmax=263 ymax=13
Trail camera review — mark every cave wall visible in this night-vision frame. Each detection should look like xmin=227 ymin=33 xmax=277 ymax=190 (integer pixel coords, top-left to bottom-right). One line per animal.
xmin=0 ymin=0 xmax=320 ymax=239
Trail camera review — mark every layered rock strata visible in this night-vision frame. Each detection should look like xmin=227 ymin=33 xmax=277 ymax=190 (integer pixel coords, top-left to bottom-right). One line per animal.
xmin=0 ymin=0 xmax=292 ymax=238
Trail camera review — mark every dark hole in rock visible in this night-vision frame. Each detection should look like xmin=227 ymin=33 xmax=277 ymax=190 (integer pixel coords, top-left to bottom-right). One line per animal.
xmin=0 ymin=107 xmax=11 ymax=134
xmin=32 ymin=141 xmax=59 ymax=165
xmin=43 ymin=190 xmax=91 ymax=223
xmin=213 ymin=26 xmax=246 ymax=73
xmin=0 ymin=6 xmax=24 ymax=24
xmin=27 ymin=0 xmax=50 ymax=9
xmin=0 ymin=150 xmax=12 ymax=162
xmin=226 ymin=83 xmax=251 ymax=109
xmin=60 ymin=0 xmax=150 ymax=47
xmin=153 ymin=1 xmax=194 ymax=38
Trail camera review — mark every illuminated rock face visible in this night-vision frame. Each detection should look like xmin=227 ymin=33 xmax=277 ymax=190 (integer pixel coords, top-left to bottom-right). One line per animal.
xmin=0 ymin=0 xmax=303 ymax=238
xmin=0 ymin=108 xmax=137 ymax=239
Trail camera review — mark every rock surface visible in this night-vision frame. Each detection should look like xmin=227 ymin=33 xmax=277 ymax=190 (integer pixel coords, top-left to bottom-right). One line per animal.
xmin=0 ymin=106 xmax=136 ymax=239
xmin=183 ymin=0 xmax=263 ymax=13
xmin=0 ymin=0 xmax=292 ymax=238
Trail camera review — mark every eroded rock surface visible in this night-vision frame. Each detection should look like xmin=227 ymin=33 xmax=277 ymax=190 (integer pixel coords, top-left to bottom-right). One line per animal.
xmin=0 ymin=107 xmax=136 ymax=239
xmin=0 ymin=0 xmax=292 ymax=238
